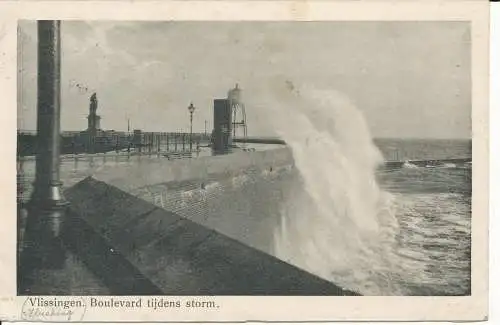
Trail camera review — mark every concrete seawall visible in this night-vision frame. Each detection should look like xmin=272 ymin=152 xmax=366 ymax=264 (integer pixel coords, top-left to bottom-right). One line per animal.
xmin=91 ymin=146 xmax=296 ymax=257
xmin=54 ymin=145 xmax=360 ymax=295
xmin=18 ymin=145 xmax=361 ymax=294
xmin=94 ymin=146 xmax=295 ymax=190
xmin=60 ymin=177 xmax=358 ymax=295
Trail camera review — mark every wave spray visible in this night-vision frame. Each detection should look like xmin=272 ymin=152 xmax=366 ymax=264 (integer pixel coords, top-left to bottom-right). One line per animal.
xmin=253 ymin=80 xmax=405 ymax=295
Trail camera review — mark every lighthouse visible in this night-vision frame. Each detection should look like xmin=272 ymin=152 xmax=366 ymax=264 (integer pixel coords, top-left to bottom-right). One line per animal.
xmin=228 ymin=84 xmax=247 ymax=141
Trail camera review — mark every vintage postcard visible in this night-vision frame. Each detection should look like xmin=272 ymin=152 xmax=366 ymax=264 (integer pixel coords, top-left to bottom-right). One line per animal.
xmin=0 ymin=0 xmax=490 ymax=322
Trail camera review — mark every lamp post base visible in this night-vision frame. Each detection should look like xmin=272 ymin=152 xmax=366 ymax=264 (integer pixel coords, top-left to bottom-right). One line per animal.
xmin=18 ymin=182 xmax=69 ymax=295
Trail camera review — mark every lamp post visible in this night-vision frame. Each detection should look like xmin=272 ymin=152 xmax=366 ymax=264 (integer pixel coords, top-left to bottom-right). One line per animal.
xmin=19 ymin=20 xmax=68 ymax=294
xmin=188 ymin=103 xmax=196 ymax=152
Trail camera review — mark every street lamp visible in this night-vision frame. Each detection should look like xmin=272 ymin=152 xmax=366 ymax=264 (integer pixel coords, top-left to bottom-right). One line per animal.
xmin=188 ymin=102 xmax=196 ymax=152
xmin=19 ymin=20 xmax=68 ymax=294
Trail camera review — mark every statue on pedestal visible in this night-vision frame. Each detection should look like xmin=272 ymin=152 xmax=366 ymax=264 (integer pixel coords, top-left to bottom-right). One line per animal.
xmin=90 ymin=93 xmax=98 ymax=114
xmin=87 ymin=93 xmax=101 ymax=131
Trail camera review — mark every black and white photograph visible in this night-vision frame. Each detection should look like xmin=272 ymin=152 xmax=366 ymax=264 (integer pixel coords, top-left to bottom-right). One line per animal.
xmin=16 ymin=19 xmax=475 ymax=298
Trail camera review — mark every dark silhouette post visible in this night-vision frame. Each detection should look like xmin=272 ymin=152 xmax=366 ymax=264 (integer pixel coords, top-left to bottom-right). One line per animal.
xmin=150 ymin=134 xmax=153 ymax=154
xmin=138 ymin=133 xmax=142 ymax=154
xmin=188 ymin=103 xmax=196 ymax=152
xmin=146 ymin=133 xmax=149 ymax=155
xmin=19 ymin=21 xmax=69 ymax=294
xmin=157 ymin=134 xmax=161 ymax=155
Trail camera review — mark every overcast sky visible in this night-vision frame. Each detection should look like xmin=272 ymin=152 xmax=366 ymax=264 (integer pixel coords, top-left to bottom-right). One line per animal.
xmin=18 ymin=21 xmax=471 ymax=138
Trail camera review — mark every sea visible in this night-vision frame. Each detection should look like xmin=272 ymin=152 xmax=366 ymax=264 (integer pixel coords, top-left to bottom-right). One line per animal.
xmin=375 ymin=138 xmax=471 ymax=296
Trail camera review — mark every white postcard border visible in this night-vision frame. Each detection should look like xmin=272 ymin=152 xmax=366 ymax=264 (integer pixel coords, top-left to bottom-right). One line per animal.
xmin=0 ymin=1 xmax=489 ymax=322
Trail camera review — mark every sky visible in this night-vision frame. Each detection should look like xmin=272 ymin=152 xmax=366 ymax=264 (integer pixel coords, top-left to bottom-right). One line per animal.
xmin=17 ymin=21 xmax=471 ymax=138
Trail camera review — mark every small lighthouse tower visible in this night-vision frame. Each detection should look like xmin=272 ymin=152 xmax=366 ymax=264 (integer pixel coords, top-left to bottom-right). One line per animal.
xmin=227 ymin=84 xmax=248 ymax=141
xmin=211 ymin=84 xmax=249 ymax=155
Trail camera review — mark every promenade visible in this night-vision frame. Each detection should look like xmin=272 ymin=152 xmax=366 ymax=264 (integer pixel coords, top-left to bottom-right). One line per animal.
xmin=17 ymin=144 xmax=360 ymax=296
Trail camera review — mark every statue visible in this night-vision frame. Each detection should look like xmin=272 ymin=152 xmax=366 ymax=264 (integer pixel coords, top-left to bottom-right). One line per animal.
xmin=87 ymin=92 xmax=101 ymax=132
xmin=89 ymin=93 xmax=98 ymax=114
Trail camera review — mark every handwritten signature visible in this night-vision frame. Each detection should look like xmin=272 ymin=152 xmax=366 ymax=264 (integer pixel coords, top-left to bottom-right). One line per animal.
xmin=21 ymin=298 xmax=87 ymax=321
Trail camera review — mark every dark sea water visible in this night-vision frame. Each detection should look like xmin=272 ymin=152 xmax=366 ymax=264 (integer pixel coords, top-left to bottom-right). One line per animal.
xmin=17 ymin=138 xmax=472 ymax=296
xmin=374 ymin=139 xmax=471 ymax=295
xmin=374 ymin=138 xmax=472 ymax=162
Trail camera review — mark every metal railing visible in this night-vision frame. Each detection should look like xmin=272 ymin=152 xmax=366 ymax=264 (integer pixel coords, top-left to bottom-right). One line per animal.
xmin=16 ymin=131 xmax=213 ymax=206
xmin=17 ymin=130 xmax=211 ymax=157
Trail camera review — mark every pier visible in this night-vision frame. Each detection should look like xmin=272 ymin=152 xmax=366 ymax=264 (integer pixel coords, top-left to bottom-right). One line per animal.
xmin=18 ymin=143 xmax=360 ymax=295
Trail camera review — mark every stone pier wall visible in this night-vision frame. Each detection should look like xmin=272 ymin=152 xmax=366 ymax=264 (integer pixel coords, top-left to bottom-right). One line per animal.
xmin=92 ymin=146 xmax=296 ymax=255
